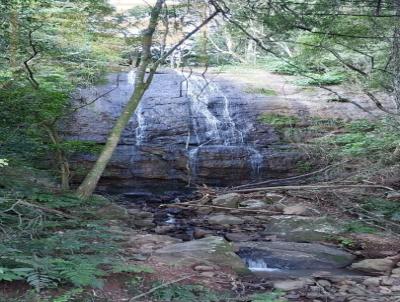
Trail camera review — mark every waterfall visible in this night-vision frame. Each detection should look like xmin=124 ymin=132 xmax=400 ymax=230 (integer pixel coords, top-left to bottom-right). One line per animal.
xmin=181 ymin=72 xmax=263 ymax=180
xmin=243 ymin=257 xmax=281 ymax=272
xmin=135 ymin=100 xmax=145 ymax=146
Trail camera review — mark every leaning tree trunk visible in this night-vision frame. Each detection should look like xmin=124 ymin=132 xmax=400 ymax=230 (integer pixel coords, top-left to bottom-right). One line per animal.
xmin=76 ymin=0 xmax=165 ymax=199
xmin=392 ymin=0 xmax=400 ymax=157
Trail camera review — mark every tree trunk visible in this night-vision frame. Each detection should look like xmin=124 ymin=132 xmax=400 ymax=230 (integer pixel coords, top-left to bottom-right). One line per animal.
xmin=44 ymin=124 xmax=71 ymax=191
xmin=393 ymin=0 xmax=400 ymax=112
xmin=10 ymin=7 xmax=19 ymax=69
xmin=76 ymin=0 xmax=165 ymax=199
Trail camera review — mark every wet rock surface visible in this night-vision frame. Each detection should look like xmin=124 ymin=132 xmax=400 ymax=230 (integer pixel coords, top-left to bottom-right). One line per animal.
xmin=237 ymin=241 xmax=356 ymax=270
xmin=65 ymin=70 xmax=301 ymax=188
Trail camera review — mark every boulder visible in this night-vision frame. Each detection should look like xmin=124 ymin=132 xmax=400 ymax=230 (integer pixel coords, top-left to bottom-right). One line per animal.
xmin=152 ymin=236 xmax=249 ymax=274
xmin=262 ymin=215 xmax=345 ymax=242
xmin=208 ymin=214 xmax=245 ymax=225
xmin=212 ymin=193 xmax=242 ymax=208
xmin=237 ymin=241 xmax=355 ymax=270
xmin=351 ymin=258 xmax=394 ymax=275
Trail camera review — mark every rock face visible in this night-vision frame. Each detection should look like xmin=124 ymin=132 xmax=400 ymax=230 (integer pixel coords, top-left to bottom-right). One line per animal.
xmin=237 ymin=241 xmax=356 ymax=270
xmin=65 ymin=70 xmax=301 ymax=189
xmin=152 ymin=236 xmax=249 ymax=274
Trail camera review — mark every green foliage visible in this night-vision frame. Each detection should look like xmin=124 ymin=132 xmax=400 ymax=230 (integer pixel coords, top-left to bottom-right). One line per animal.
xmin=52 ymin=288 xmax=84 ymax=302
xmin=246 ymin=87 xmax=277 ymax=96
xmin=150 ymin=283 xmax=223 ymax=302
xmin=319 ymin=118 xmax=400 ymax=158
xmin=259 ymin=114 xmax=299 ymax=128
xmin=362 ymin=198 xmax=400 ymax=222
xmin=249 ymin=291 xmax=287 ymax=302
xmin=0 ymin=267 xmax=33 ymax=282
xmin=343 ymin=221 xmax=377 ymax=234
xmin=112 ymin=263 xmax=154 ymax=274
xmin=336 ymin=237 xmax=356 ymax=249
xmin=264 ymin=58 xmax=301 ymax=75
xmin=294 ymin=71 xmax=346 ymax=86
xmin=0 ymin=159 xmax=8 ymax=167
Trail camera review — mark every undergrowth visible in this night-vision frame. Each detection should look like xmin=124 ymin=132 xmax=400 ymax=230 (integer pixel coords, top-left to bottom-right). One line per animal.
xmin=0 ymin=171 xmax=154 ymax=301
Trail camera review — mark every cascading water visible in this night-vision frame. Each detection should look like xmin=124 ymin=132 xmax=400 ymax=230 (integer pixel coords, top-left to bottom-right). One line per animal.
xmin=243 ymin=258 xmax=281 ymax=272
xmin=181 ymin=72 xmax=263 ymax=181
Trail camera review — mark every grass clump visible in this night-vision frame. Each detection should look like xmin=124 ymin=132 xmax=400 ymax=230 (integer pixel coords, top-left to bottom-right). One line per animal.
xmin=294 ymin=71 xmax=346 ymax=86
xmin=150 ymin=283 xmax=227 ymax=302
xmin=259 ymin=113 xmax=300 ymax=128
xmin=246 ymin=87 xmax=277 ymax=96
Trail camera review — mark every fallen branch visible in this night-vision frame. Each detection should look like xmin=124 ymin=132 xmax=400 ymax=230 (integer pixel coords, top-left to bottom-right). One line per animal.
xmin=233 ymin=161 xmax=348 ymax=190
xmin=161 ymin=203 xmax=280 ymax=215
xmin=230 ymin=184 xmax=394 ymax=194
xmin=14 ymin=200 xmax=75 ymax=219
xmin=129 ymin=274 xmax=194 ymax=301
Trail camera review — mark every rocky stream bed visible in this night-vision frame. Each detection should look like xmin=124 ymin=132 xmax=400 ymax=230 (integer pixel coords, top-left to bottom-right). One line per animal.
xmin=95 ymin=190 xmax=400 ymax=302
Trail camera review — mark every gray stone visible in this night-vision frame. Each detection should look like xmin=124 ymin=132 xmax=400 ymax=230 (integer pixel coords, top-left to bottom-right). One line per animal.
xmin=386 ymin=191 xmax=400 ymax=201
xmin=363 ymin=277 xmax=381 ymax=286
xmin=208 ymin=214 xmax=245 ymax=225
xmin=392 ymin=268 xmax=400 ymax=275
xmin=273 ymin=279 xmax=307 ymax=291
xmin=194 ymin=265 xmax=215 ymax=272
xmin=237 ymin=241 xmax=355 ymax=270
xmin=225 ymin=233 xmax=252 ymax=242
xmin=239 ymin=199 xmax=269 ymax=209
xmin=283 ymin=205 xmax=310 ymax=216
xmin=351 ymin=258 xmax=394 ymax=275
xmin=152 ymin=236 xmax=249 ymax=274
xmin=265 ymin=193 xmax=284 ymax=202
xmin=212 ymin=193 xmax=242 ymax=208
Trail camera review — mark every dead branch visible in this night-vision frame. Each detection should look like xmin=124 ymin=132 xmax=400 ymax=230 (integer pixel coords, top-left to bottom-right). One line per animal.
xmin=14 ymin=200 xmax=75 ymax=219
xmin=232 ymin=161 xmax=349 ymax=190
xmin=129 ymin=274 xmax=195 ymax=301
xmin=230 ymin=184 xmax=394 ymax=194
